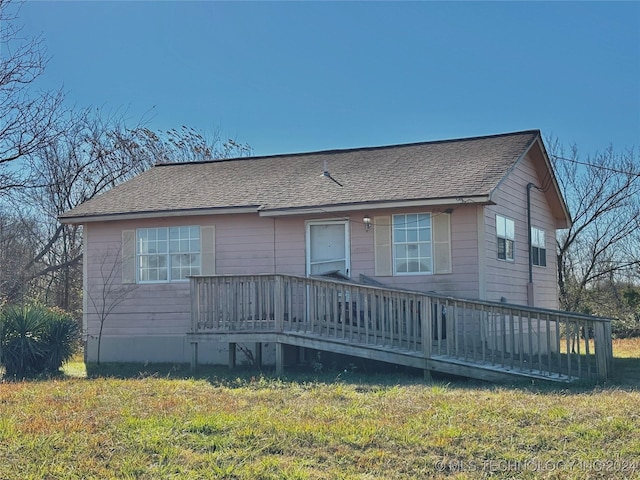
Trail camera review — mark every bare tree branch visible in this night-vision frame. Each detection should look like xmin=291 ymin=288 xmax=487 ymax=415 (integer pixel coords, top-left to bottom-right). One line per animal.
xmin=0 ymin=0 xmax=66 ymax=193
xmin=84 ymin=245 xmax=138 ymax=364
xmin=549 ymin=137 xmax=640 ymax=314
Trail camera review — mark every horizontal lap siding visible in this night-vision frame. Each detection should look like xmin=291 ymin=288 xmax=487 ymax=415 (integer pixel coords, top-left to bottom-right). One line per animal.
xmin=350 ymin=206 xmax=480 ymax=299
xmin=484 ymin=152 xmax=559 ymax=309
xmin=87 ymin=314 xmax=189 ymax=336
xmin=216 ymin=216 xmax=276 ymax=273
xmin=274 ymin=217 xmax=305 ymax=275
xmin=86 ymin=219 xmax=200 ymax=338
xmin=85 ymin=207 xmax=482 ymax=346
xmin=85 ymin=215 xmax=307 ymax=343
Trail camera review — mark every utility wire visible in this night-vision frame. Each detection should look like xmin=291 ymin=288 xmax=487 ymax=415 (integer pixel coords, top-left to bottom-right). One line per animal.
xmin=551 ymin=155 xmax=640 ymax=178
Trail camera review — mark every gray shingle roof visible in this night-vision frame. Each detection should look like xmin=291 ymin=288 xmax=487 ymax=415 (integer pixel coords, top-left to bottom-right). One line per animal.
xmin=60 ymin=130 xmax=541 ymax=221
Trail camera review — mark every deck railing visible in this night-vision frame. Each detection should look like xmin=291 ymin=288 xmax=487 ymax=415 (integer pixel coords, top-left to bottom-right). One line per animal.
xmin=190 ymin=274 xmax=613 ymax=380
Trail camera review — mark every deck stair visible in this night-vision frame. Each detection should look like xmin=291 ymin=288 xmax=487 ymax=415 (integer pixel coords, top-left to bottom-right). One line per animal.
xmin=188 ymin=274 xmax=613 ymax=383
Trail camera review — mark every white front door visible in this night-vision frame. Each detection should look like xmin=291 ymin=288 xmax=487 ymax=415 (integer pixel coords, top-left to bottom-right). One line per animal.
xmin=306 ymin=220 xmax=350 ymax=277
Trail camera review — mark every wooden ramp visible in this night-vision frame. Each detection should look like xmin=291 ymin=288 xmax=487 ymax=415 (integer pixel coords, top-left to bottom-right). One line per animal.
xmin=190 ymin=329 xmax=585 ymax=383
xmin=188 ymin=274 xmax=614 ymax=383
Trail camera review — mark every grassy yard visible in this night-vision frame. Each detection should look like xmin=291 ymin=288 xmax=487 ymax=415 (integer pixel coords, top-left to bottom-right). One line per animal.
xmin=1 ymin=340 xmax=639 ymax=479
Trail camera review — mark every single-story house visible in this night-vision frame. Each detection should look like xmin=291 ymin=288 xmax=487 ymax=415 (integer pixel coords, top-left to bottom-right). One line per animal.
xmin=60 ymin=129 xmax=571 ymax=365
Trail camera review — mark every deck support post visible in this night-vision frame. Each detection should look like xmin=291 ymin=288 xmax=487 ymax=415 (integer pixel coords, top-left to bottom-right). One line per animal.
xmin=228 ymin=342 xmax=236 ymax=370
xmin=423 ymin=367 xmax=432 ymax=381
xmin=275 ymin=342 xmax=284 ymax=376
xmin=255 ymin=342 xmax=262 ymax=368
xmin=190 ymin=342 xmax=198 ymax=371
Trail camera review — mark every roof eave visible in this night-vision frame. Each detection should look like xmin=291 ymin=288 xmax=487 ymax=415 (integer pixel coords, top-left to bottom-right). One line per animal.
xmin=58 ymin=206 xmax=260 ymax=225
xmin=487 ymin=132 xmax=572 ymax=230
xmin=258 ymin=196 xmax=493 ymax=217
xmin=490 ymin=131 xmax=540 ymax=196
xmin=534 ymin=136 xmax=573 ymax=229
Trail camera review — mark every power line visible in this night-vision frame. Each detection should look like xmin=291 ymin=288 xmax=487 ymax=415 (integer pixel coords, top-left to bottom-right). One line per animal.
xmin=551 ymin=155 xmax=640 ymax=178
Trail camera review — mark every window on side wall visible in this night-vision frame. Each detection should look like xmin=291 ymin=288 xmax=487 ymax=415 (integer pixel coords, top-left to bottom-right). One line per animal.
xmin=137 ymin=226 xmax=201 ymax=282
xmin=392 ymin=213 xmax=432 ymax=274
xmin=531 ymin=227 xmax=546 ymax=267
xmin=496 ymin=215 xmax=515 ymax=261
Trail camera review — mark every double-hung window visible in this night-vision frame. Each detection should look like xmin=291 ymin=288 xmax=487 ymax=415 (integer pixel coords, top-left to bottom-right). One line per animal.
xmin=393 ymin=213 xmax=432 ymax=274
xmin=496 ymin=215 xmax=515 ymax=261
xmin=531 ymin=227 xmax=546 ymax=267
xmin=137 ymin=226 xmax=201 ymax=282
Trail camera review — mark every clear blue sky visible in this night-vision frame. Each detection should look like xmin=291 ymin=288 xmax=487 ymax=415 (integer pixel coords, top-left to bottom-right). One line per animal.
xmin=18 ymin=1 xmax=640 ymax=158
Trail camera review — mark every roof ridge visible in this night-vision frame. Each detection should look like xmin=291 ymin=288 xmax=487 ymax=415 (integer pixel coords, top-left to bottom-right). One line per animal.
xmin=154 ymin=129 xmax=541 ymax=168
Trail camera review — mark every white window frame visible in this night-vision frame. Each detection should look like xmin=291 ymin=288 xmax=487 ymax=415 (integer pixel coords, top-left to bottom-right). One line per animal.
xmin=531 ymin=227 xmax=547 ymax=267
xmin=392 ymin=213 xmax=433 ymax=275
xmin=136 ymin=226 xmax=201 ymax=283
xmin=496 ymin=214 xmax=515 ymax=262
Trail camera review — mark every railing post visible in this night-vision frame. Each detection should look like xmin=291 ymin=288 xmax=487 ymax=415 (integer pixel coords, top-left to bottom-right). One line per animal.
xmin=274 ymin=275 xmax=284 ymax=333
xmin=189 ymin=277 xmax=199 ymax=372
xmin=190 ymin=277 xmax=198 ymax=334
xmin=605 ymin=320 xmax=614 ymax=375
xmin=593 ymin=320 xmax=612 ymax=380
xmin=422 ymin=295 xmax=432 ymax=358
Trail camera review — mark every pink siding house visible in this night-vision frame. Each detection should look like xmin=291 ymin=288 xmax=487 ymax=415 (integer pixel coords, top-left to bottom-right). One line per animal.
xmin=60 ymin=130 xmax=571 ymax=365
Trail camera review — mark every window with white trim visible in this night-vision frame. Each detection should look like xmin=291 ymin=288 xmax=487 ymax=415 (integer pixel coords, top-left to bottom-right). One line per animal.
xmin=393 ymin=213 xmax=432 ymax=274
xmin=531 ymin=227 xmax=546 ymax=267
xmin=137 ymin=226 xmax=201 ymax=282
xmin=496 ymin=215 xmax=515 ymax=261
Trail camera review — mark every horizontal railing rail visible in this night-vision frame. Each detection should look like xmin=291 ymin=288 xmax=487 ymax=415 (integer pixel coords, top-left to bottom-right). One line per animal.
xmin=190 ymin=274 xmax=613 ymax=380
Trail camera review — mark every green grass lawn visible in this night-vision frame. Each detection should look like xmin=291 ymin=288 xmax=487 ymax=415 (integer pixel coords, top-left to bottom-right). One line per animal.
xmin=1 ymin=340 xmax=640 ymax=479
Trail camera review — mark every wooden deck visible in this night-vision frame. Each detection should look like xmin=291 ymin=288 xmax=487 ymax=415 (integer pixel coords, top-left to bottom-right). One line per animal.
xmin=188 ymin=274 xmax=614 ymax=382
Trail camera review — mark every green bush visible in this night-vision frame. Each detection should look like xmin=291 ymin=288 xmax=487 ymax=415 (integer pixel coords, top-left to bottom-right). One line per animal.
xmin=42 ymin=307 xmax=82 ymax=372
xmin=0 ymin=304 xmax=80 ymax=378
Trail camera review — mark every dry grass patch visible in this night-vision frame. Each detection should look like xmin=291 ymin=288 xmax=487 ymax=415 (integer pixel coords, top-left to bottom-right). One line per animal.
xmin=0 ymin=340 xmax=639 ymax=479
xmin=612 ymin=337 xmax=640 ymax=358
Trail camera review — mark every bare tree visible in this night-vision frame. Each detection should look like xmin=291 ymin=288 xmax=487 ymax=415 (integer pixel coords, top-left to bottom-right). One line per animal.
xmin=5 ymin=108 xmax=146 ymax=308
xmin=84 ymin=245 xmax=137 ymax=364
xmin=1 ymin=104 xmax=252 ymax=312
xmin=549 ymin=139 xmax=640 ymax=315
xmin=0 ymin=1 xmax=252 ymax=316
xmin=0 ymin=0 xmax=249 ymax=310
xmin=0 ymin=0 xmax=65 ymax=194
xmin=0 ymin=210 xmax=40 ymax=303
xmin=131 ymin=125 xmax=252 ymax=166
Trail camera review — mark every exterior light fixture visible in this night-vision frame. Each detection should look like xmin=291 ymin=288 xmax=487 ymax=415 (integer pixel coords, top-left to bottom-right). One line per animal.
xmin=363 ymin=215 xmax=372 ymax=232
